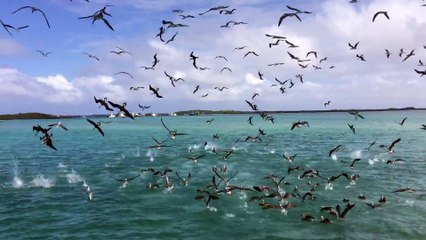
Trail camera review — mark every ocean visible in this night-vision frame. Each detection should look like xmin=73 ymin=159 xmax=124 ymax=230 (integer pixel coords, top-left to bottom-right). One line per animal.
xmin=0 ymin=111 xmax=425 ymax=239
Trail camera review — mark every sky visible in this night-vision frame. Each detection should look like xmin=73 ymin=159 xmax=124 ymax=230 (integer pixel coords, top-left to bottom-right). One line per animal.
xmin=0 ymin=0 xmax=426 ymax=115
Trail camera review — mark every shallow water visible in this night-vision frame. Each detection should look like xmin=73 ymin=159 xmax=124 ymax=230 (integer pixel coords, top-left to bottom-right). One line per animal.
xmin=0 ymin=111 xmax=425 ymax=239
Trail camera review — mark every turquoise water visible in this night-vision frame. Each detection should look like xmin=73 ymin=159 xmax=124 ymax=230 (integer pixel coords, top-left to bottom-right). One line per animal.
xmin=1 ymin=111 xmax=425 ymax=239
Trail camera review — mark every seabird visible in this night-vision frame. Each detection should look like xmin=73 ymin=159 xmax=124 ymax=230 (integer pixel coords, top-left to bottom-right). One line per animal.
xmin=108 ymin=101 xmax=135 ymax=119
xmin=372 ymin=11 xmax=390 ymax=22
xmin=86 ymin=119 xmax=105 ymax=136
xmin=379 ymin=137 xmax=401 ymax=153
xmin=78 ymin=5 xmax=114 ymax=31
xmin=94 ymin=96 xmax=114 ymax=111
xmin=12 ymin=6 xmax=50 ymax=28
xmin=149 ymin=85 xmax=163 ymax=98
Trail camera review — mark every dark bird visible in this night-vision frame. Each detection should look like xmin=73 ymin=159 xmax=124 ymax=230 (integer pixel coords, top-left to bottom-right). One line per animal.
xmin=356 ymin=54 xmax=366 ymax=61
xmin=258 ymin=71 xmax=264 ymax=80
xmin=247 ymin=116 xmax=254 ymax=126
xmin=189 ymin=51 xmax=199 ymax=69
xmin=94 ymin=96 xmax=114 ymax=111
xmin=138 ymin=104 xmax=150 ymax=111
xmin=161 ymin=118 xmax=187 ymax=140
xmin=129 ymin=86 xmax=144 ymax=91
xmin=285 ymin=40 xmax=299 ymax=48
xmin=379 ymin=138 xmax=401 ymax=153
xmin=252 ymin=92 xmax=259 ymax=99
xmin=114 ymin=71 xmax=134 ymax=79
xmin=37 ymin=50 xmax=52 ymax=57
xmin=176 ymin=172 xmax=191 ymax=186
xmin=198 ymin=5 xmax=229 ymax=16
xmin=108 ymin=101 xmax=134 ymax=120
xmin=421 ymin=124 xmax=426 ymax=130
xmin=245 ymin=100 xmax=258 ymax=111
xmin=165 ymin=32 xmax=178 ymax=45
xmin=149 ymin=85 xmax=163 ymax=98
xmin=324 ymin=101 xmax=331 ymax=107
xmin=291 ymin=120 xmax=309 ymax=131
xmin=12 ymin=6 xmax=50 ymax=28
xmin=81 ymin=52 xmax=100 ymax=61
xmin=372 ymin=11 xmax=390 ymax=22
xmin=86 ymin=119 xmax=105 ymax=136
xmin=220 ymin=67 xmax=232 ymax=73
xmin=368 ymin=141 xmax=376 ymax=151
xmin=243 ymin=51 xmax=259 ymax=58
xmin=414 ymin=69 xmax=426 ymax=77
xmin=278 ymin=13 xmax=301 ymax=27
xmin=193 ymin=85 xmax=200 ymax=94
xmin=179 ymin=14 xmax=195 ymax=20
xmin=0 ymin=20 xmax=29 ymax=36
xmin=392 ymin=187 xmax=416 ymax=193
xmin=32 ymin=125 xmax=51 ymax=136
xmin=110 ymin=46 xmax=132 ymax=55
xmin=350 ymin=158 xmax=361 ymax=169
xmin=385 ymin=49 xmax=391 ymax=58
xmin=219 ymin=8 xmax=236 ymax=15
xmin=306 ymin=51 xmax=317 ymax=58
xmin=348 ymin=124 xmax=355 ymax=134
xmin=402 ymin=49 xmax=415 ymax=62
xmin=234 ymin=45 xmax=248 ymax=50
xmin=215 ymin=55 xmax=228 ymax=62
xmin=201 ymin=93 xmax=209 ymax=98
xmin=151 ymin=53 xmax=160 ymax=68
xmin=286 ymin=5 xmax=312 ymax=14
xmin=40 ymin=132 xmax=57 ymax=151
xmin=398 ymin=117 xmax=407 ymax=126
xmin=78 ymin=5 xmax=114 ymax=31
xmin=113 ymin=174 xmax=140 ymax=187
xmin=287 ymin=51 xmax=300 ymax=61
xmin=349 ymin=111 xmax=365 ymax=120
xmin=348 ymin=41 xmax=359 ymax=50
xmin=148 ymin=137 xmax=169 ymax=149
xmin=329 ymin=145 xmax=342 ymax=157
xmin=386 ymin=158 xmax=406 ymax=164
xmin=283 ymin=153 xmax=297 ymax=163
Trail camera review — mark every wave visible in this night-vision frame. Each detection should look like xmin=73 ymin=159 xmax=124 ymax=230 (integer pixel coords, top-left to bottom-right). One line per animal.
xmin=31 ymin=174 xmax=55 ymax=188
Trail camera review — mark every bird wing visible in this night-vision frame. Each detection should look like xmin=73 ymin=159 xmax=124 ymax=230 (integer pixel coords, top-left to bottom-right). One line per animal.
xmin=389 ymin=138 xmax=401 ymax=150
xmin=102 ymin=18 xmax=115 ymax=31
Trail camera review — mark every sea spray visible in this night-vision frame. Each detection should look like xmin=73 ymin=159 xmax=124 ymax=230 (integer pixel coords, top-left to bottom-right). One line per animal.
xmin=12 ymin=160 xmax=24 ymax=189
xmin=31 ymin=174 xmax=55 ymax=188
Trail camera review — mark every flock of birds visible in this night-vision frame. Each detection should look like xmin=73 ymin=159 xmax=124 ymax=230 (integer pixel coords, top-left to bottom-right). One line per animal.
xmin=2 ymin=0 xmax=426 ymax=226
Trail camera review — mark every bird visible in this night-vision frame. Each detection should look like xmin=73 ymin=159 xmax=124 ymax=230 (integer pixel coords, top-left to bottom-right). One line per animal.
xmin=243 ymin=51 xmax=259 ymax=58
xmin=79 ymin=5 xmax=114 ymax=31
xmin=48 ymin=122 xmax=69 ymax=131
xmin=81 ymin=52 xmax=100 ymax=61
xmin=356 ymin=54 xmax=366 ymax=61
xmin=398 ymin=117 xmax=407 ymax=126
xmin=306 ymin=51 xmax=317 ymax=58
xmin=108 ymin=101 xmax=135 ymax=119
xmin=176 ymin=172 xmax=191 ymax=186
xmin=161 ymin=118 xmax=187 ymax=140
xmin=189 ymin=51 xmax=199 ymax=69
xmin=94 ymin=96 xmax=114 ymax=111
xmin=193 ymin=85 xmax=200 ymax=94
xmin=148 ymin=137 xmax=169 ymax=149
xmin=278 ymin=13 xmax=301 ymax=27
xmin=215 ymin=55 xmax=228 ymax=62
xmin=385 ymin=49 xmax=391 ymax=58
xmin=324 ymin=101 xmax=331 ymax=107
xmin=392 ymin=187 xmax=416 ymax=193
xmin=372 ymin=11 xmax=390 ymax=22
xmin=348 ymin=124 xmax=356 ymax=134
xmin=329 ymin=145 xmax=342 ymax=157
xmin=40 ymin=132 xmax=57 ymax=151
xmin=114 ymin=71 xmax=134 ymax=79
xmin=179 ymin=14 xmax=195 ymax=20
xmin=350 ymin=158 xmax=361 ymax=169
xmin=402 ymin=49 xmax=415 ymax=62
xmin=349 ymin=111 xmax=365 ymax=120
xmin=165 ymin=32 xmax=178 ymax=45
xmin=220 ymin=67 xmax=232 ymax=73
xmin=386 ymin=159 xmax=406 ymax=164
xmin=379 ymin=138 xmax=401 ymax=153
xmin=110 ymin=46 xmax=132 ymax=55
xmin=36 ymin=50 xmax=52 ymax=57
xmin=149 ymin=85 xmax=163 ymax=98
xmin=414 ymin=69 xmax=426 ymax=77
xmin=186 ymin=154 xmax=206 ymax=163
xmin=291 ymin=120 xmax=309 ymax=131
xmin=114 ymin=174 xmax=140 ymax=188
xmin=198 ymin=5 xmax=229 ymax=16
xmin=0 ymin=20 xmax=29 ymax=36
xmin=138 ymin=104 xmax=150 ymax=111
xmin=245 ymin=100 xmax=258 ymax=111
xmin=286 ymin=5 xmax=312 ymax=14
xmin=151 ymin=53 xmax=160 ymax=68
xmin=348 ymin=41 xmax=359 ymax=50
xmin=12 ymin=6 xmax=50 ymax=28
xmin=86 ymin=119 xmax=105 ymax=136
xmin=257 ymin=71 xmax=264 ymax=80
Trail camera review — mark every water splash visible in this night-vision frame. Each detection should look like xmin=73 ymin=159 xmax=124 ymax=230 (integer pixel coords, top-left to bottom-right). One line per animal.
xmin=12 ymin=161 xmax=24 ymax=188
xmin=350 ymin=150 xmax=362 ymax=159
xmin=31 ymin=174 xmax=55 ymax=188
xmin=188 ymin=144 xmax=201 ymax=152
xmin=325 ymin=182 xmax=333 ymax=190
xmin=331 ymin=153 xmax=338 ymax=161
xmin=136 ymin=147 xmax=140 ymax=157
xmin=57 ymin=163 xmax=67 ymax=168
xmin=66 ymin=169 xmax=84 ymax=184
xmin=146 ymin=150 xmax=156 ymax=162
xmin=224 ymin=213 xmax=235 ymax=218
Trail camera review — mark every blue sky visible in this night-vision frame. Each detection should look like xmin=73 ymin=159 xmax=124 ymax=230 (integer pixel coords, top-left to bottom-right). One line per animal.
xmin=1 ymin=0 xmax=426 ymax=115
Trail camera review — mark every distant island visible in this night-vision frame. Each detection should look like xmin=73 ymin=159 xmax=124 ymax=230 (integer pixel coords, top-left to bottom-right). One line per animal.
xmin=0 ymin=107 xmax=425 ymax=120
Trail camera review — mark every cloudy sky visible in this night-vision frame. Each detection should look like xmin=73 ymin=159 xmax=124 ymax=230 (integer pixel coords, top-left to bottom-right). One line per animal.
xmin=1 ymin=0 xmax=425 ymax=115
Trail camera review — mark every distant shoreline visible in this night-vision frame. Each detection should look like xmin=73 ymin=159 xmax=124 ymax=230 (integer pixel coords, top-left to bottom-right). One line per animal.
xmin=0 ymin=107 xmax=424 ymax=120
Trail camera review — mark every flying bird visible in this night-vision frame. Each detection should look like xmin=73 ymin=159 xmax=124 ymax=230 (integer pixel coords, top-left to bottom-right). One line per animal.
xmin=278 ymin=13 xmax=301 ymax=27
xmin=149 ymin=85 xmax=163 ymax=98
xmin=81 ymin=52 xmax=100 ymax=61
xmin=78 ymin=5 xmax=114 ymax=31
xmin=108 ymin=101 xmax=135 ymax=120
xmin=86 ymin=119 xmax=105 ymax=136
xmin=94 ymin=96 xmax=114 ymax=111
xmin=0 ymin=20 xmax=29 ymax=36
xmin=372 ymin=11 xmax=390 ymax=22
xmin=398 ymin=117 xmax=407 ymax=126
xmin=36 ymin=50 xmax=52 ymax=57
xmin=12 ymin=6 xmax=50 ymax=28
xmin=379 ymin=138 xmax=401 ymax=153
xmin=348 ymin=41 xmax=359 ymax=50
